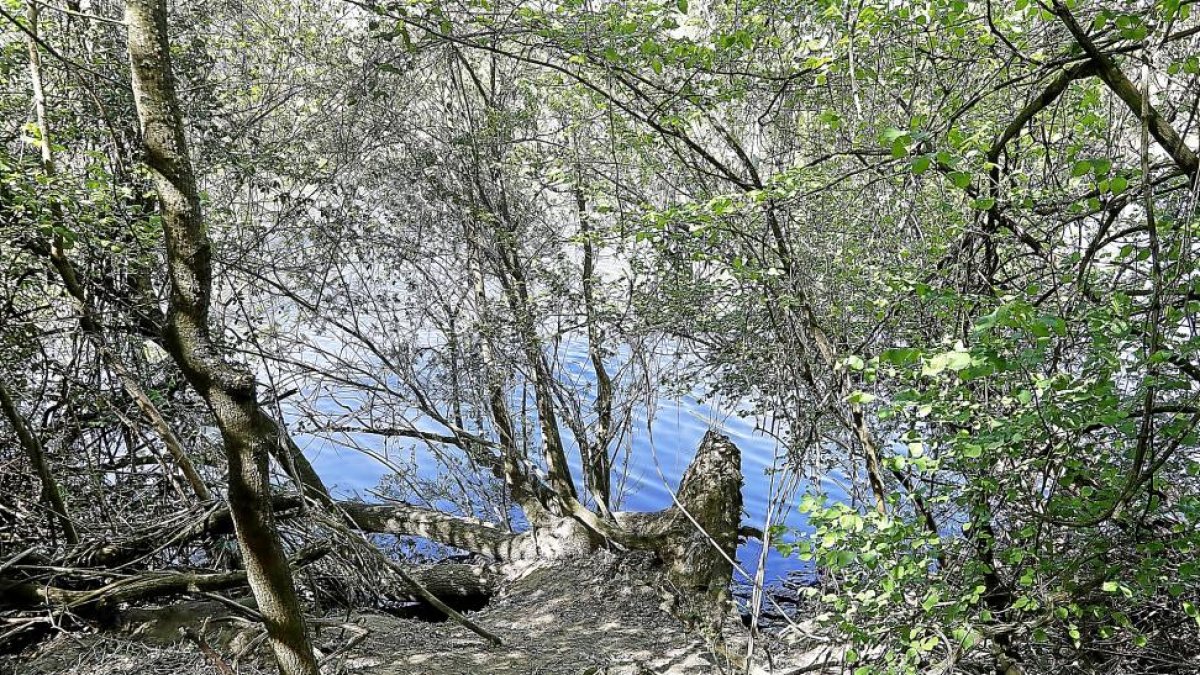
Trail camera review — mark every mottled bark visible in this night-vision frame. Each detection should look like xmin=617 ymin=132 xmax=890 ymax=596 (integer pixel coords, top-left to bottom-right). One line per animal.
xmin=348 ymin=433 xmax=744 ymax=604
xmin=340 ymin=502 xmax=518 ymax=559
xmin=123 ymin=2 xmax=319 ymax=673
xmin=393 ymin=563 xmax=498 ymax=603
xmin=653 ymin=431 xmax=742 ymax=603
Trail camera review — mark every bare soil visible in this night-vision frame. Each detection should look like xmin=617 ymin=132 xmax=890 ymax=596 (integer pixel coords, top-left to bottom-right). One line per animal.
xmin=4 ymin=551 xmax=825 ymax=675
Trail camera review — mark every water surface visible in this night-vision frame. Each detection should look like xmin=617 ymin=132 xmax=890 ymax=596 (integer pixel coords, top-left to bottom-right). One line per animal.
xmin=297 ymin=347 xmax=835 ymax=584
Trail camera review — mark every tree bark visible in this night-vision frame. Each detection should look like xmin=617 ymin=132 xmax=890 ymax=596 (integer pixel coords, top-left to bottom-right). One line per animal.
xmin=339 ymin=502 xmax=518 ymax=559
xmin=653 ymin=431 xmax=742 ymax=605
xmin=493 ymin=239 xmax=579 ymax=505
xmin=575 ymin=180 xmax=614 ymax=513
xmin=1052 ymin=1 xmax=1198 ymax=179
xmin=0 ymin=379 xmax=78 ymax=546
xmin=466 ymin=220 xmax=552 ymax=523
xmin=123 ymin=2 xmax=319 ymax=673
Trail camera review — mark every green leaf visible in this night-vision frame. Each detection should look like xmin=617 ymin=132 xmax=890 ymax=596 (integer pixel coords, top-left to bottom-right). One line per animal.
xmin=922 ymin=590 xmax=941 ymax=611
xmin=911 ymin=155 xmax=932 ymax=175
xmin=818 ymin=110 xmax=843 ymax=129
xmin=924 ymin=349 xmax=972 ymax=375
xmin=677 ymin=0 xmax=689 ymax=13
xmin=849 ymin=391 xmax=876 ymax=405
xmin=948 ymin=171 xmax=971 ymax=189
xmin=881 ymin=347 xmax=921 ymax=365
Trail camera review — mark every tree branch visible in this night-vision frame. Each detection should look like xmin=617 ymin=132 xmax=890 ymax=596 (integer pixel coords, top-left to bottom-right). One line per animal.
xmin=1051 ymin=1 xmax=1199 ymax=178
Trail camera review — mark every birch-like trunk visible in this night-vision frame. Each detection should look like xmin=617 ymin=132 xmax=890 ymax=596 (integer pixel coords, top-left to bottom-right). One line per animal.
xmin=123 ymin=2 xmax=319 ymax=672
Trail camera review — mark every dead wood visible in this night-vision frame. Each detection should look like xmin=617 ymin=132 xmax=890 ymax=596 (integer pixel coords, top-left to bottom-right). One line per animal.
xmin=3 ymin=430 xmax=748 ymax=669
xmin=338 ymin=502 xmax=518 ymax=559
xmin=180 ymin=626 xmax=236 ymax=675
xmin=1 ymin=545 xmax=328 ymax=613
xmin=67 ymin=495 xmax=305 ymax=568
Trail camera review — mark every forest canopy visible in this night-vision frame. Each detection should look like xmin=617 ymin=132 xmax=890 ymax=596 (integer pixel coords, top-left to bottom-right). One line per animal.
xmin=2 ymin=0 xmax=1200 ymax=673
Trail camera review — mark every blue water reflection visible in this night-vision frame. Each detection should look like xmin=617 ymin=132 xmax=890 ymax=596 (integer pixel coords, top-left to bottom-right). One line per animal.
xmin=296 ymin=345 xmax=843 ymax=584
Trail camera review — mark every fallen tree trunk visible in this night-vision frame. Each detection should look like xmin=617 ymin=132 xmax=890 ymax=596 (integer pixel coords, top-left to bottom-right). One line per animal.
xmin=1 ymin=568 xmax=252 ymax=612
xmin=338 ymin=502 xmax=518 ymax=559
xmin=2 ymin=546 xmax=495 ymax=616
xmin=71 ymin=496 xmax=512 ymax=569
xmin=391 ymin=563 xmax=498 ymax=603
xmin=344 ymin=431 xmax=742 ymax=580
xmin=4 ymin=431 xmax=749 ymax=669
xmin=1 ymin=545 xmax=328 ymax=613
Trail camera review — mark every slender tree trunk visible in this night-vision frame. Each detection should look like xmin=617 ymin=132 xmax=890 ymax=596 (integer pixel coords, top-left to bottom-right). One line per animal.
xmin=123 ymin=2 xmax=319 ymax=673
xmin=467 ymin=221 xmax=550 ymax=523
xmin=24 ymin=0 xmax=209 ymax=503
xmin=575 ymin=181 xmax=613 ymax=512
xmin=0 ymin=379 xmax=78 ymax=546
xmin=491 ymin=226 xmax=578 ymax=504
xmin=24 ymin=2 xmax=54 ymax=175
xmin=10 ymin=2 xmax=77 ymax=548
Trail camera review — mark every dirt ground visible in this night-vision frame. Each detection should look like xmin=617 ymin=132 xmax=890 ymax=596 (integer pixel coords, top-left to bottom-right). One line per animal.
xmin=3 ymin=551 xmax=834 ymax=675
